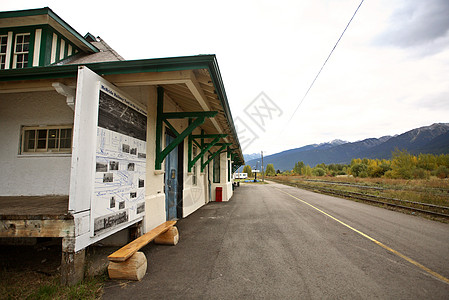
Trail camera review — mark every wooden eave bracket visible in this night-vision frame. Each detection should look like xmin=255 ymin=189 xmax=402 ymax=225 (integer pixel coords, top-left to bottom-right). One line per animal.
xmin=201 ymin=144 xmax=229 ymax=171
xmin=155 ymin=86 xmax=218 ymax=170
xmin=52 ymin=82 xmax=76 ymax=110
xmin=188 ymin=133 xmax=228 ymax=172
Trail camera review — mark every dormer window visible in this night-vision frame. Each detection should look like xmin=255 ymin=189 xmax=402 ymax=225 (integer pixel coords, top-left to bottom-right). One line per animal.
xmin=0 ymin=35 xmax=8 ymax=69
xmin=13 ymin=33 xmax=30 ymax=69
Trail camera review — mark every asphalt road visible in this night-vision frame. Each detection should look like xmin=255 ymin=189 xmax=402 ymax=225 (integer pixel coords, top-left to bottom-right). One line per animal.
xmin=102 ymin=181 xmax=449 ymax=299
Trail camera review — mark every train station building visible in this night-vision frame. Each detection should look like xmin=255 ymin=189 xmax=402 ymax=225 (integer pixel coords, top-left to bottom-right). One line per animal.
xmin=0 ymin=7 xmax=244 ymax=284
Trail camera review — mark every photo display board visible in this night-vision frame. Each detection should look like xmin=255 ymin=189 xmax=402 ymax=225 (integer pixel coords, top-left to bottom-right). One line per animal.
xmin=92 ymin=83 xmax=147 ymax=236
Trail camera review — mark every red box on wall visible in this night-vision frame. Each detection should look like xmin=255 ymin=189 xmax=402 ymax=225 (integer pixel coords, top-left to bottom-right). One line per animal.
xmin=215 ymin=187 xmax=222 ymax=202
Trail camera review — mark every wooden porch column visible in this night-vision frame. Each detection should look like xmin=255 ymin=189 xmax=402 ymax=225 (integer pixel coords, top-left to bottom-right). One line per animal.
xmin=61 ymin=236 xmax=85 ymax=285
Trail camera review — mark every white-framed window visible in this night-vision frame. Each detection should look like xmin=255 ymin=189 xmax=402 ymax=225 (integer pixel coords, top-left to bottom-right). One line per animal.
xmin=21 ymin=125 xmax=73 ymax=154
xmin=0 ymin=35 xmax=8 ymax=69
xmin=13 ymin=33 xmax=30 ymax=69
xmin=192 ymin=146 xmax=198 ymax=185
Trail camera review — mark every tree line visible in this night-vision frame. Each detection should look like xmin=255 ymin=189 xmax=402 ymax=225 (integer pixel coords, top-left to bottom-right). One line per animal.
xmin=242 ymin=150 xmax=449 ymax=179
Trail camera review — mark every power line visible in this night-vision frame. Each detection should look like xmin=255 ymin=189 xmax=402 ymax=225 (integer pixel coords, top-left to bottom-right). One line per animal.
xmin=284 ymin=0 xmax=365 ymax=127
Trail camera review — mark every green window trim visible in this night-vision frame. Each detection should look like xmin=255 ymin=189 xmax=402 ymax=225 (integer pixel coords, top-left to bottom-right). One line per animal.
xmin=0 ymin=25 xmax=83 ymax=68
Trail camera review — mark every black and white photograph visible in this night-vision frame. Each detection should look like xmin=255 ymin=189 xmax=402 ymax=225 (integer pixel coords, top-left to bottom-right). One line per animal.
xmin=130 ymin=148 xmax=137 ymax=155
xmin=103 ymin=173 xmax=113 ymax=183
xmin=122 ymin=144 xmax=130 ymax=153
xmin=119 ymin=201 xmax=125 ymax=209
xmin=109 ymin=196 xmax=115 ymax=208
xmin=138 ymin=178 xmax=144 ymax=188
xmin=94 ymin=211 xmax=128 ymax=234
xmin=96 ymin=162 xmax=107 ymax=172
xmin=109 ymin=161 xmax=119 ymax=170
xmin=138 ymin=153 xmax=146 ymax=159
xmin=136 ymin=203 xmax=145 ymax=214
xmin=127 ymin=163 xmax=135 ymax=171
xmin=98 ymin=90 xmax=147 ymax=142
xmin=130 ymin=192 xmax=137 ymax=198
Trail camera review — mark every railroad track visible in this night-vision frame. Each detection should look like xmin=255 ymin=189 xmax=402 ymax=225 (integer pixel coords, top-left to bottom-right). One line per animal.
xmin=271 ymin=179 xmax=449 ymax=219
xmin=303 ymin=179 xmax=449 ymax=194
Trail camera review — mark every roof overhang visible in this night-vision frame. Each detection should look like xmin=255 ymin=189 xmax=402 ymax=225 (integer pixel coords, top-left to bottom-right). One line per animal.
xmin=0 ymin=7 xmax=99 ymax=53
xmin=0 ymin=54 xmax=244 ymax=164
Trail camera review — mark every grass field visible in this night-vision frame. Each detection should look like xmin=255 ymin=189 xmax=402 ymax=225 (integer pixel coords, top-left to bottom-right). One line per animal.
xmin=0 ymin=271 xmax=106 ymax=300
xmin=0 ymin=244 xmax=106 ymax=300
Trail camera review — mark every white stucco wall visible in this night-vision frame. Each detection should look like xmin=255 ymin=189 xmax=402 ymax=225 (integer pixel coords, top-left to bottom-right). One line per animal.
xmin=182 ymin=126 xmax=208 ymax=217
xmin=0 ymin=91 xmax=73 ymax=196
xmin=210 ymin=152 xmax=233 ymax=202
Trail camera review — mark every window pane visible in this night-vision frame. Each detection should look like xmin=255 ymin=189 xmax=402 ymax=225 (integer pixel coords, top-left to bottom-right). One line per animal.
xmin=37 ymin=129 xmax=47 ymax=149
xmin=23 ymin=43 xmax=29 ymax=52
xmin=213 ymin=154 xmax=220 ymax=183
xmin=27 ymin=139 xmax=35 ymax=150
xmin=193 ymin=165 xmax=197 ymax=185
xmin=60 ymin=128 xmax=71 ymax=138
xmin=37 ymin=140 xmax=46 ymax=149
xmin=49 ymin=129 xmax=58 ymax=138
xmin=17 ymin=35 xmax=23 ymax=43
xmin=48 ymin=129 xmax=58 ymax=149
xmin=48 ymin=139 xmax=56 ymax=148
xmin=24 ymin=130 xmax=35 ymax=152
xmin=24 ymin=35 xmax=30 ymax=43
xmin=60 ymin=128 xmax=72 ymax=148
xmin=1 ymin=45 xmax=6 ymax=53
xmin=38 ymin=130 xmax=47 ymax=139
xmin=16 ymin=44 xmax=22 ymax=52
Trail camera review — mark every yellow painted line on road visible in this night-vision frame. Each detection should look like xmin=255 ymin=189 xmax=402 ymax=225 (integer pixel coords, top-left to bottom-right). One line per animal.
xmin=276 ymin=187 xmax=449 ymax=285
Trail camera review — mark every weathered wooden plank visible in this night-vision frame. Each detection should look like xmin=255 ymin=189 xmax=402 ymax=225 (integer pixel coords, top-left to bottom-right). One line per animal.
xmin=0 ymin=195 xmax=69 ymax=217
xmin=0 ymin=219 xmax=74 ymax=237
xmin=108 ymin=220 xmax=176 ymax=262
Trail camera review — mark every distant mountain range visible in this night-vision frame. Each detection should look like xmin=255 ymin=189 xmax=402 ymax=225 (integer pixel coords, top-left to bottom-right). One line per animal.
xmin=244 ymin=123 xmax=449 ymax=171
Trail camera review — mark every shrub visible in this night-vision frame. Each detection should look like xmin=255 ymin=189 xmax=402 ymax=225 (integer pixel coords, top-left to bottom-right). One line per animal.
xmin=351 ymin=163 xmax=368 ymax=177
xmin=312 ymin=167 xmax=325 ymax=176
xmin=433 ymin=166 xmax=449 ymax=179
xmin=412 ymin=168 xmax=430 ymax=179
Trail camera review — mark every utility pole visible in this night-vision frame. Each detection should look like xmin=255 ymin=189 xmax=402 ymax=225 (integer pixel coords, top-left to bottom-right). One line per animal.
xmin=261 ymin=151 xmax=264 ymax=182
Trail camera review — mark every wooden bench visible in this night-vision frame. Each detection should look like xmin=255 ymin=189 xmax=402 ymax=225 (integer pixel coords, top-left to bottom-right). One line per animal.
xmin=108 ymin=220 xmax=179 ymax=281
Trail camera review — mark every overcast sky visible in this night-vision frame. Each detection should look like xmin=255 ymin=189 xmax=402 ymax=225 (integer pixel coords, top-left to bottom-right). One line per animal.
xmin=4 ymin=0 xmax=449 ymax=155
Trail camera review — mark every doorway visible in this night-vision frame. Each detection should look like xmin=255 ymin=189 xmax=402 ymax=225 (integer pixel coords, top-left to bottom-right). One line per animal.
xmin=164 ymin=129 xmax=183 ymax=220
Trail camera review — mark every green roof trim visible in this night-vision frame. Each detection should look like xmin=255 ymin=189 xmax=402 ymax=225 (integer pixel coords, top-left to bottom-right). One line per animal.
xmin=0 ymin=7 xmax=98 ymax=53
xmin=0 ymin=54 xmax=243 ymax=161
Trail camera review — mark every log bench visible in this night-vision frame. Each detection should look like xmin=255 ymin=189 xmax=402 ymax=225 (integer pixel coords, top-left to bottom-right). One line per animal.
xmin=107 ymin=220 xmax=179 ymax=281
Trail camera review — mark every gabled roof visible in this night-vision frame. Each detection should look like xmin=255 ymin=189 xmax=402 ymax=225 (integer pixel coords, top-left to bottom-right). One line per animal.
xmin=0 ymin=7 xmax=98 ymax=53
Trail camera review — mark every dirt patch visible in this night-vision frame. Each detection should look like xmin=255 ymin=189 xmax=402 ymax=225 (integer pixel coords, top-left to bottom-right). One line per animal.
xmin=0 ymin=239 xmax=62 ymax=298
xmin=0 ymin=239 xmax=111 ymax=299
